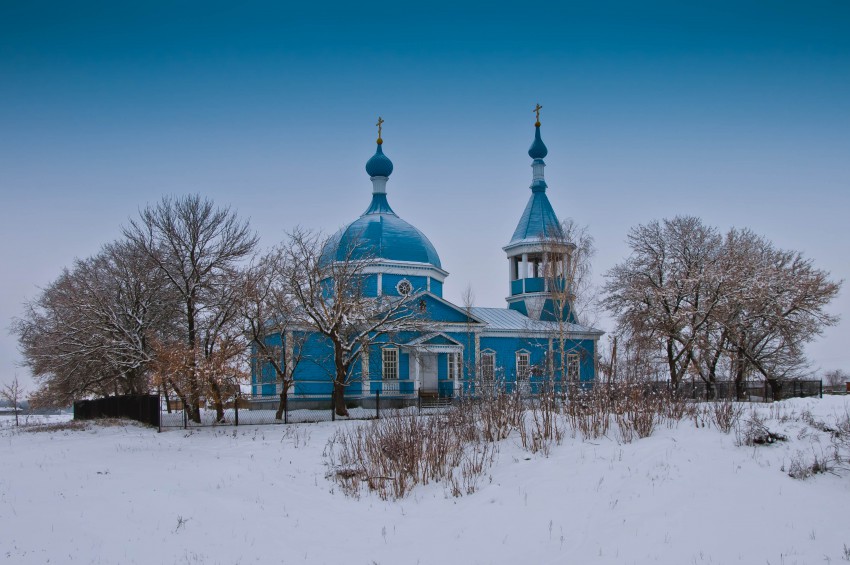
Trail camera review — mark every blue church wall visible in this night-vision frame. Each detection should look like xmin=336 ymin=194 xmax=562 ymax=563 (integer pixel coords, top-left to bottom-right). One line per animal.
xmin=252 ymin=328 xmax=596 ymax=399
xmin=508 ymin=301 xmax=529 ymax=317
xmin=364 ymin=274 xmax=379 ymax=296
xmin=429 ymin=278 xmax=443 ymax=297
xmin=420 ymin=296 xmax=474 ymax=323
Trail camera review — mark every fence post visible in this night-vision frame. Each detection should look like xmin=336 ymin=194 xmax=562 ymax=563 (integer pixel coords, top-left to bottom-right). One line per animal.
xmin=819 ymin=379 xmax=823 ymax=399
xmin=417 ymin=390 xmax=421 ymax=413
xmin=234 ymin=391 xmax=239 ymax=427
xmin=331 ymin=389 xmax=336 ymax=422
xmin=376 ymin=390 xmax=380 ymax=419
xmin=183 ymin=406 xmax=187 ymax=430
xmin=284 ymin=388 xmax=288 ymax=425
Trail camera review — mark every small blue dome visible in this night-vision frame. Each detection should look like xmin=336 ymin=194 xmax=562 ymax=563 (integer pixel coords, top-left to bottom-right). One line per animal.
xmin=321 ymin=195 xmax=442 ymax=268
xmin=365 ymin=144 xmax=394 ymax=177
xmin=528 ymin=125 xmax=548 ymax=159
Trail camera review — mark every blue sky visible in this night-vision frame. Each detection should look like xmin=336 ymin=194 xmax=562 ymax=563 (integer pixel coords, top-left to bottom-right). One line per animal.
xmin=2 ymin=1 xmax=849 ymax=389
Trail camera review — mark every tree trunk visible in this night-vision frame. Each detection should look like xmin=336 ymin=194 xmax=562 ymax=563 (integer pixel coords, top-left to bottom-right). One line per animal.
xmin=705 ymin=378 xmax=716 ymax=400
xmin=333 ymin=380 xmax=348 ymax=417
xmin=275 ymin=380 xmax=288 ymax=420
xmin=767 ymin=378 xmax=782 ymax=402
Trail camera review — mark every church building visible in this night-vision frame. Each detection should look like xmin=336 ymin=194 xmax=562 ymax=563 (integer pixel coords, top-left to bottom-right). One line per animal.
xmin=252 ymin=110 xmax=603 ymax=403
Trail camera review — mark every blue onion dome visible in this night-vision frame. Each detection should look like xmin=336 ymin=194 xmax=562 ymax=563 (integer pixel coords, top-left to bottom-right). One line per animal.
xmin=322 ymin=212 xmax=442 ymax=268
xmin=365 ymin=143 xmax=394 ymax=177
xmin=528 ymin=125 xmax=548 ymax=159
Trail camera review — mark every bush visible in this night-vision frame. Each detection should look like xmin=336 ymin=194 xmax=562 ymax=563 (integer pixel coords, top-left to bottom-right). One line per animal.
xmin=326 ymin=410 xmax=496 ymax=500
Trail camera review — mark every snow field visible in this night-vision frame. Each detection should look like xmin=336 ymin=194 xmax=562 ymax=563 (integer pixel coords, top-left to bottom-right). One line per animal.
xmin=1 ymin=397 xmax=848 ymax=565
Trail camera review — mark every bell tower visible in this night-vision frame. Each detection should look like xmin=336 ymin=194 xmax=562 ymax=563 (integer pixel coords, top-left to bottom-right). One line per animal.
xmin=503 ymin=105 xmax=576 ymax=322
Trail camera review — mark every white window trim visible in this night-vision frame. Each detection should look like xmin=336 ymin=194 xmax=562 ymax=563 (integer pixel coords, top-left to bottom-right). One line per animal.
xmin=396 ymin=279 xmax=413 ymax=296
xmin=480 ymin=350 xmax=496 ymax=381
xmin=382 ymin=347 xmax=399 ymax=380
xmin=516 ymin=351 xmax=530 ymax=381
xmin=567 ymin=352 xmax=580 ymax=381
xmin=447 ymin=353 xmax=460 ymax=381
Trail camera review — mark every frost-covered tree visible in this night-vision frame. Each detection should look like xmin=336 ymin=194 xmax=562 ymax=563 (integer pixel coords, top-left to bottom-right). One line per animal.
xmin=604 ymin=217 xmax=841 ymax=395
xmin=13 ymin=240 xmax=176 ymax=405
xmin=1 ymin=376 xmax=25 ymax=426
xmin=280 ymin=228 xmax=429 ymax=416
xmin=604 ymin=217 xmax=724 ymax=390
xmin=124 ymin=195 xmax=258 ymax=422
xmin=239 ymin=248 xmax=306 ymax=420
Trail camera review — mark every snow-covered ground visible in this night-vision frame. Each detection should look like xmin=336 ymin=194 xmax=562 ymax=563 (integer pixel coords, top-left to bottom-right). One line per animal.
xmin=1 ymin=398 xmax=848 ymax=565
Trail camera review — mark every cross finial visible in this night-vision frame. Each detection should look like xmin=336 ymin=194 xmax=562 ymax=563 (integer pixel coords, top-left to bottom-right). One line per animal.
xmin=533 ymin=104 xmax=542 ymax=127
xmin=376 ymin=116 xmax=384 ymax=144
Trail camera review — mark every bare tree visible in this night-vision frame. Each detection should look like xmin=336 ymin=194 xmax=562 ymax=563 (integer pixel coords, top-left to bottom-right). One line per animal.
xmin=280 ymin=228 xmax=430 ymax=416
xmin=604 ymin=217 xmax=841 ymax=395
xmin=1 ymin=376 xmax=25 ymax=426
xmin=604 ymin=217 xmax=724 ymax=390
xmin=124 ymin=195 xmax=258 ymax=422
xmin=823 ymin=369 xmax=849 ymax=390
xmin=720 ymin=228 xmax=841 ymax=397
xmin=240 ymin=248 xmax=306 ymax=420
xmin=539 ymin=218 xmax=598 ymax=382
xmin=12 ymin=240 xmax=175 ymax=406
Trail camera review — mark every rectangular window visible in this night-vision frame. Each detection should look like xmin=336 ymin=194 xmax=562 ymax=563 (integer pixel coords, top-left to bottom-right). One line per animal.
xmin=382 ymin=348 xmax=398 ymax=380
xmin=481 ymin=352 xmax=495 ymax=380
xmin=516 ymin=352 xmax=530 ymax=380
xmin=448 ymin=353 xmax=459 ymax=381
xmin=567 ymin=353 xmax=580 ymax=381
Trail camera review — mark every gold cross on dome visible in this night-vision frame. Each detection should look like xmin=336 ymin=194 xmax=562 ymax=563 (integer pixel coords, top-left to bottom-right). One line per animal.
xmin=376 ymin=116 xmax=384 ymax=142
xmin=533 ymin=104 xmax=542 ymax=124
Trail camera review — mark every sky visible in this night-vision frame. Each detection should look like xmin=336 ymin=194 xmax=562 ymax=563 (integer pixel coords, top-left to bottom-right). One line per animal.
xmin=1 ymin=1 xmax=848 ymax=391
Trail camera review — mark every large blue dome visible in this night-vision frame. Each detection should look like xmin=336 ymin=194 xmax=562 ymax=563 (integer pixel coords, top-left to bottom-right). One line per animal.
xmin=321 ymin=194 xmax=442 ymax=268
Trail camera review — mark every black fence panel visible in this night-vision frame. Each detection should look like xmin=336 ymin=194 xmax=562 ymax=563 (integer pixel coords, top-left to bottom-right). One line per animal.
xmin=74 ymin=395 xmax=160 ymax=427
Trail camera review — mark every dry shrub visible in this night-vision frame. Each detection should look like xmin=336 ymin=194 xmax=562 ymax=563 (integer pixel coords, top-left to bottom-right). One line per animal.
xmin=787 ymin=448 xmax=835 ymax=479
xmin=518 ymin=382 xmax=565 ymax=455
xmin=565 ymin=382 xmax=685 ymax=443
xmin=735 ymin=410 xmax=788 ymax=446
xmin=24 ymin=420 xmax=89 ymax=433
xmin=565 ymin=385 xmax=612 ymax=440
xmin=710 ymin=398 xmax=745 ymax=433
xmin=326 ymin=411 xmax=496 ymax=500
xmin=467 ymin=383 xmax=523 ymax=442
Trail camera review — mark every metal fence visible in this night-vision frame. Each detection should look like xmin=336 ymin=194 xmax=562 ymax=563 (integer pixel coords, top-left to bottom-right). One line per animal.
xmin=675 ymin=379 xmax=822 ymax=401
xmin=159 ymin=383 xmax=431 ymax=430
xmin=156 ymin=378 xmax=824 ymax=431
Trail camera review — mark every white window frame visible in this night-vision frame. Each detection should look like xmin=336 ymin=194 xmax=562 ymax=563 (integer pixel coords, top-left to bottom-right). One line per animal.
xmin=480 ymin=351 xmax=495 ymax=381
xmin=382 ymin=347 xmax=399 ymax=380
xmin=567 ymin=352 xmax=580 ymax=382
xmin=447 ymin=353 xmax=460 ymax=381
xmin=516 ymin=351 xmax=530 ymax=381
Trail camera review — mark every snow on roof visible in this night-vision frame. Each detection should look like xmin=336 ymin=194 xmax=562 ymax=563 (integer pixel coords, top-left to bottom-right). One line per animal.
xmin=469 ymin=307 xmax=603 ymax=336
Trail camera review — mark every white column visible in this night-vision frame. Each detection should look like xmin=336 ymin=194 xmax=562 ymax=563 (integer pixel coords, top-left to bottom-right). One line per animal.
xmin=508 ymin=257 xmax=513 ymax=294
xmin=453 ymin=352 xmax=460 ymax=396
xmin=521 ymin=253 xmax=528 ymax=293
xmin=414 ymin=352 xmax=421 ymax=396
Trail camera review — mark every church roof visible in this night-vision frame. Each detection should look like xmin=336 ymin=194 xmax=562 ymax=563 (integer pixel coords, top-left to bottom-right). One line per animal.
xmin=469 ymin=307 xmax=602 ymax=335
xmin=321 ymin=136 xmax=442 ymax=268
xmin=508 ymin=120 xmax=565 ymax=245
xmin=323 ymin=197 xmax=442 ymax=267
xmin=509 ymin=191 xmax=564 ymax=244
